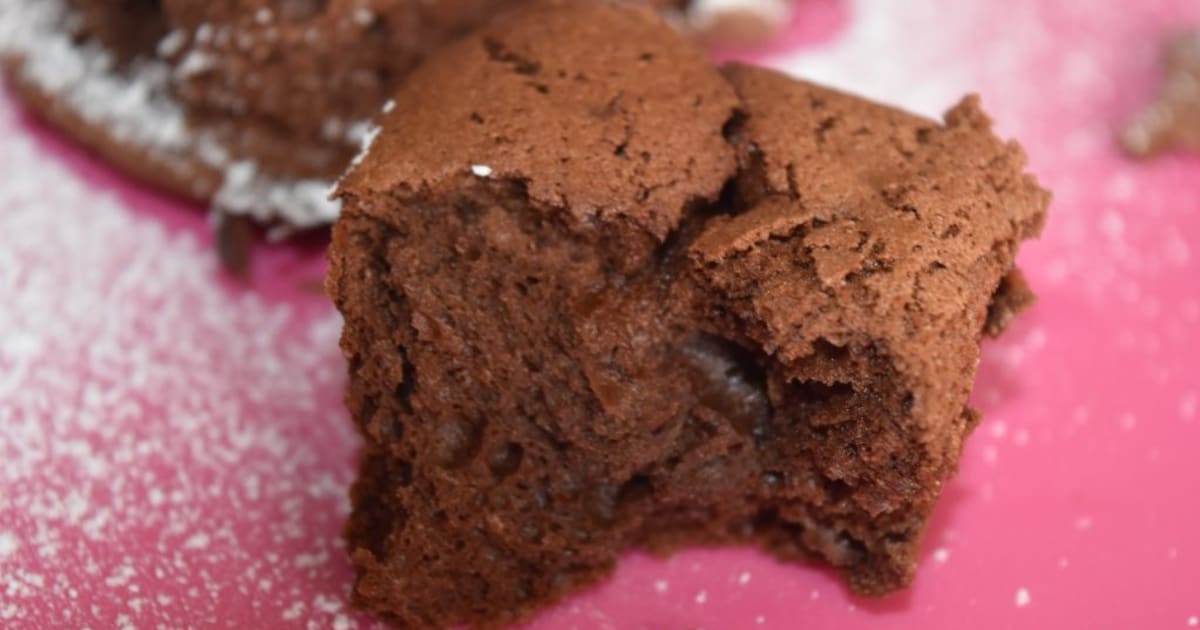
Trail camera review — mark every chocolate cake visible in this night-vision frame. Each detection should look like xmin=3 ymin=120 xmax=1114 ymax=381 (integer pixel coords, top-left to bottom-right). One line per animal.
xmin=0 ymin=0 xmax=788 ymax=231
xmin=326 ymin=1 xmax=1048 ymax=627
xmin=1121 ymin=30 xmax=1200 ymax=158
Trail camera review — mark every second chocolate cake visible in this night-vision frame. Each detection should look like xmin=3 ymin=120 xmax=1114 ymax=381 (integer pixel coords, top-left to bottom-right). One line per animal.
xmin=0 ymin=0 xmax=787 ymax=231
xmin=327 ymin=1 xmax=1049 ymax=627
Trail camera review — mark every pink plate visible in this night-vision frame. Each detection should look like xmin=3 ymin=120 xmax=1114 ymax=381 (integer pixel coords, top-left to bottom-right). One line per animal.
xmin=1 ymin=1 xmax=1198 ymax=628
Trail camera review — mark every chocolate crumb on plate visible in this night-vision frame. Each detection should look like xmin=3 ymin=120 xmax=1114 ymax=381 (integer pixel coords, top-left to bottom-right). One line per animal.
xmin=1121 ymin=31 xmax=1200 ymax=158
xmin=214 ymin=212 xmax=256 ymax=280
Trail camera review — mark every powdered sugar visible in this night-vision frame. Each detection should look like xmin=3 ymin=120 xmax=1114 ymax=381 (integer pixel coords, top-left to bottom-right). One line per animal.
xmin=769 ymin=0 xmax=981 ymax=118
xmin=214 ymin=159 xmax=340 ymax=227
xmin=0 ymin=92 xmax=359 ymax=626
xmin=0 ymin=532 xmax=17 ymax=559
xmin=0 ymin=0 xmax=341 ymax=228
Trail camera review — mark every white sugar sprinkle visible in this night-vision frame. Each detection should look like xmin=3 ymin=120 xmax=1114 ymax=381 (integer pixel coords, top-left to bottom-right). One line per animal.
xmin=1187 ymin=615 xmax=1198 ymax=627
xmin=471 ymin=164 xmax=494 ymax=177
xmin=182 ymin=532 xmax=210 ymax=550
xmin=281 ymin=601 xmax=305 ymax=621
xmin=0 ymin=531 xmax=18 ymax=559
xmin=1119 ymin=413 xmax=1137 ymax=431
xmin=1015 ymin=587 xmax=1031 ymax=608
xmin=653 ymin=579 xmax=669 ymax=594
xmin=175 ymin=50 xmax=213 ymax=78
xmin=157 ymin=30 xmax=186 ymax=57
xmin=932 ymin=547 xmax=950 ymax=564
xmin=755 ymin=615 xmax=765 ymax=624
xmin=348 ymin=125 xmax=382 ymax=170
xmin=1075 ymin=516 xmax=1093 ymax=530
xmin=695 ymin=590 xmax=708 ymax=604
xmin=737 ymin=571 xmax=752 ymax=585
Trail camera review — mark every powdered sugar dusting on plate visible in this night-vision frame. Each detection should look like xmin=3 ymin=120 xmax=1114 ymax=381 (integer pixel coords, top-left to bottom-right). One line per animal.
xmin=0 ymin=90 xmax=366 ymax=627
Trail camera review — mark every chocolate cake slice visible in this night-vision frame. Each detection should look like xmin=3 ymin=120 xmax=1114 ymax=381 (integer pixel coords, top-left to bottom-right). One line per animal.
xmin=326 ymin=1 xmax=1049 ymax=627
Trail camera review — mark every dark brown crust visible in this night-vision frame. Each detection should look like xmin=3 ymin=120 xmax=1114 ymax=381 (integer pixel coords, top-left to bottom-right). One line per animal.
xmin=2 ymin=56 xmax=221 ymax=204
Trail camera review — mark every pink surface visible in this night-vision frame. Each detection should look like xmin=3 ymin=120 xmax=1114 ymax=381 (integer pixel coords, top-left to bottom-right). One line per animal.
xmin=1 ymin=1 xmax=1199 ymax=628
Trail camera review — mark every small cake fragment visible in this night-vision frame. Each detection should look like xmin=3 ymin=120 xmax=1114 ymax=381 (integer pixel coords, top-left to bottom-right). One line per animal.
xmin=1121 ymin=31 xmax=1200 ymax=158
